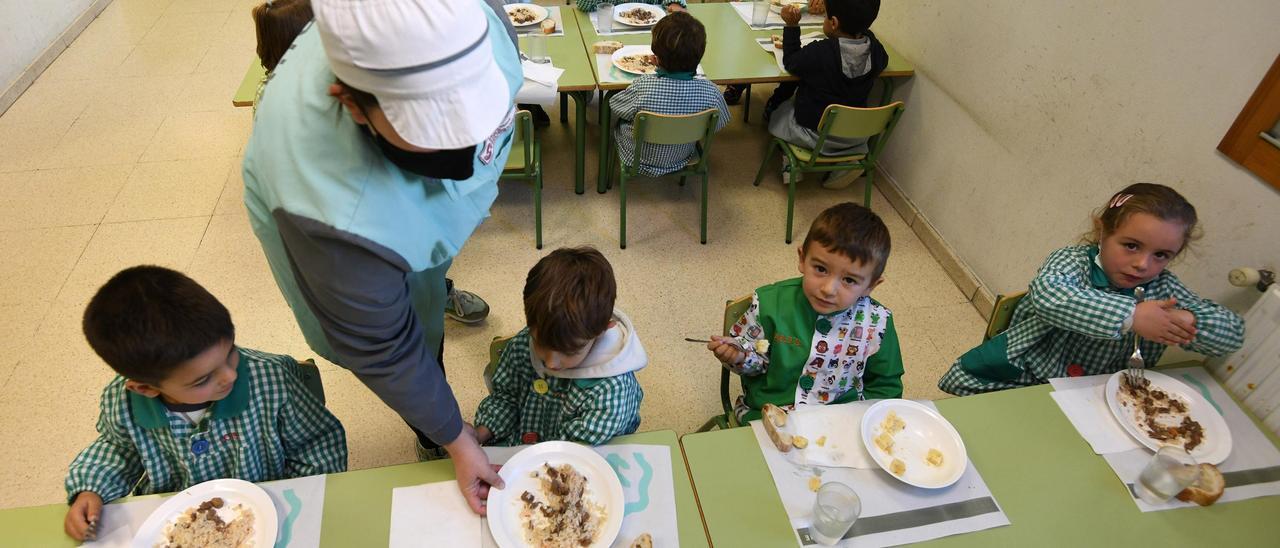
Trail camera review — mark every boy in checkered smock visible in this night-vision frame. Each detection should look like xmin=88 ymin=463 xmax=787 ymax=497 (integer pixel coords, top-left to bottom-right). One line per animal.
xmin=609 ymin=11 xmax=730 ymax=177
xmin=939 ymin=184 xmax=1245 ymax=396
xmin=62 ymin=267 xmax=346 ymax=542
xmin=706 ymin=203 xmax=904 ymax=422
xmin=475 ymin=248 xmax=646 ymax=446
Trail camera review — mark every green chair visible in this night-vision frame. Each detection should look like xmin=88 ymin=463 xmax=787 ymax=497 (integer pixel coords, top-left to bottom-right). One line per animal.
xmin=295 ymin=358 xmax=326 ymax=404
xmin=604 ymin=108 xmax=721 ymax=249
xmin=484 ymin=336 xmax=513 ymax=393
xmin=752 ymin=101 xmax=905 ymax=243
xmin=500 ymin=110 xmax=544 ymax=249
xmin=697 ymin=295 xmax=755 ymax=432
xmin=984 ymin=291 xmax=1026 ymax=341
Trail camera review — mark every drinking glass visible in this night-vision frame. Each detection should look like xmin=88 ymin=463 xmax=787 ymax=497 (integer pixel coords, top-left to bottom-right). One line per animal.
xmin=527 ymin=34 xmax=549 ymax=64
xmin=1134 ymin=446 xmax=1201 ymax=504
xmin=597 ymin=2 xmax=614 ymax=34
xmin=810 ymin=482 xmax=860 ymax=546
xmin=751 ymin=0 xmax=770 ymax=28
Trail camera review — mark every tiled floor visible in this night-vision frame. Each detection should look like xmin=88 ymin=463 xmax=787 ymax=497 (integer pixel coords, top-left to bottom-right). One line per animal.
xmin=0 ymin=0 xmax=983 ymax=509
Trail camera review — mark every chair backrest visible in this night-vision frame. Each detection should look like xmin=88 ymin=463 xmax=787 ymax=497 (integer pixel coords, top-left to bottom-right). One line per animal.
xmin=484 ymin=336 xmax=513 ymax=393
xmin=718 ymin=295 xmax=754 ymax=428
xmin=816 ymin=101 xmax=904 ymax=140
xmin=507 ymin=110 xmax=535 ymax=176
xmin=984 ymin=291 xmax=1027 ymax=341
xmin=295 ymin=358 xmax=326 ymax=405
xmin=634 ymin=108 xmax=720 ymax=146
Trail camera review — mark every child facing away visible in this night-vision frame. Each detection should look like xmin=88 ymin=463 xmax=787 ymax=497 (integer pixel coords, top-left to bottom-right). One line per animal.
xmin=608 ymin=11 xmax=730 ymax=177
xmin=938 ymin=183 xmax=1246 ymax=396
xmin=475 ymin=247 xmax=647 ymax=446
xmin=707 ymin=203 xmax=904 ymax=421
xmin=251 ymin=0 xmax=314 ymax=114
xmin=63 ymin=266 xmax=346 ymax=542
xmin=768 ymin=0 xmax=886 ymax=188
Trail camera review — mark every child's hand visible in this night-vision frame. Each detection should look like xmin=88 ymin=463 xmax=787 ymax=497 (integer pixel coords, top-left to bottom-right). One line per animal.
xmin=1132 ymin=299 xmax=1195 ymax=347
xmin=64 ymin=491 xmax=103 ymax=541
xmin=1169 ymin=308 xmax=1198 ymax=340
xmin=707 ymin=335 xmax=746 ymax=366
xmin=666 ymin=3 xmax=685 ymax=13
xmin=474 ymin=424 xmax=494 ymax=445
xmin=781 ymin=4 xmax=803 ymax=25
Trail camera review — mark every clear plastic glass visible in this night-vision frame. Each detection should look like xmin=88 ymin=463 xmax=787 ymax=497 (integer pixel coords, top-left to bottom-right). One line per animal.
xmin=1134 ymin=446 xmax=1201 ymax=504
xmin=597 ymin=2 xmax=615 ymax=34
xmin=810 ymin=482 xmax=860 ymax=545
xmin=751 ymin=0 xmax=770 ymax=27
xmin=527 ymin=34 xmax=549 ymax=63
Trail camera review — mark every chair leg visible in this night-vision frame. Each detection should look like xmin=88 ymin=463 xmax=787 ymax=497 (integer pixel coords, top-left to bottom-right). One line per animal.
xmin=679 ymin=175 xmax=687 ymax=187
xmin=700 ymin=172 xmax=708 ymax=244
xmin=863 ymin=164 xmax=875 ymax=208
xmin=743 ymin=84 xmax=752 ymax=123
xmin=752 ymin=140 xmax=779 ymax=186
xmin=535 ymin=171 xmax=543 ymax=250
xmin=619 ymin=174 xmax=628 ymax=249
xmin=786 ymin=171 xmax=797 ymax=244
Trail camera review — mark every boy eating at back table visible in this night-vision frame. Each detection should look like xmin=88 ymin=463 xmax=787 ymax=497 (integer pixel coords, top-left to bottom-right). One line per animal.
xmin=608 ymin=11 xmax=730 ymax=177
xmin=475 ymin=247 xmax=647 ymax=446
xmin=63 ymin=266 xmax=347 ymax=542
xmin=769 ymin=0 xmax=887 ymax=189
xmin=707 ymin=203 xmax=903 ymax=421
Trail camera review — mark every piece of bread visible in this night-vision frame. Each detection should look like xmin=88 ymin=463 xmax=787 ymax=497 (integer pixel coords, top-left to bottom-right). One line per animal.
xmin=761 ymin=403 xmax=792 ymax=452
xmin=809 ymin=0 xmax=827 ymax=15
xmin=792 ymin=435 xmax=809 ymax=449
xmin=540 ymin=18 xmax=557 ymax=34
xmin=771 ymin=34 xmax=783 ymax=49
xmin=630 ymin=533 xmax=653 ymax=548
xmin=1176 ymin=463 xmax=1224 ymax=506
xmin=593 ymin=40 xmax=624 ymax=54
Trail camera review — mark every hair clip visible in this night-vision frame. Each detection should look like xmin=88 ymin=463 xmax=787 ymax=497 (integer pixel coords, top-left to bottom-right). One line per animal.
xmin=1109 ymin=193 xmax=1133 ymax=208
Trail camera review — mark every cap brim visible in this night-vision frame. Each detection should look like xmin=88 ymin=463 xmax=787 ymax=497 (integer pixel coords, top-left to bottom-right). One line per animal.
xmin=379 ymin=62 xmax=511 ymax=151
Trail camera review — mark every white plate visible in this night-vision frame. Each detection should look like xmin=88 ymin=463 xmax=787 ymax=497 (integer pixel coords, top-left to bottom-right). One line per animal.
xmin=611 ymin=45 xmax=658 ymax=76
xmin=1104 ymin=370 xmax=1233 ymax=464
xmin=769 ymin=0 xmax=808 ymax=13
xmin=612 ymin=3 xmax=663 ymax=27
xmin=861 ymin=399 xmax=968 ymax=488
xmin=504 ymin=3 xmax=549 ymax=27
xmin=132 ymin=478 xmax=277 ymax=548
xmin=487 ymin=441 xmax=625 ymax=548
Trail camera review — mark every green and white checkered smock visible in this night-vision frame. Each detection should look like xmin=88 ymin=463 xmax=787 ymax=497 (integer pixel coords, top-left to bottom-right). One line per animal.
xmin=475 ymin=329 xmax=643 ymax=446
xmin=939 ymin=245 xmax=1245 ymax=396
xmin=65 ymin=347 xmax=347 ymax=503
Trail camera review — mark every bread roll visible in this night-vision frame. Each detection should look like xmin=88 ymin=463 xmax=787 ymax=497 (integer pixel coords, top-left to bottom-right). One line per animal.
xmin=1176 ymin=463 xmax=1224 ymax=506
xmin=540 ymin=18 xmax=557 ymax=34
xmin=593 ymin=40 xmax=624 ymax=54
xmin=761 ymin=403 xmax=792 ymax=452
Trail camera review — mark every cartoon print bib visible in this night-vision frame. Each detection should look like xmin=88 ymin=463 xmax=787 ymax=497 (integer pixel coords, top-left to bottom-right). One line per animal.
xmin=794 ymin=297 xmax=887 ymax=407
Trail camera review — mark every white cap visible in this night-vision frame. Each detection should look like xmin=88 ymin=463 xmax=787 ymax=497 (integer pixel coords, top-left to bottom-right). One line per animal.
xmin=313 ymin=0 xmax=511 ymax=149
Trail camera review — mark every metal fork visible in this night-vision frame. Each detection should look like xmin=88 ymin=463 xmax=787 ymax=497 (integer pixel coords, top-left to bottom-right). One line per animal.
xmin=1126 ymin=287 xmax=1146 ymax=384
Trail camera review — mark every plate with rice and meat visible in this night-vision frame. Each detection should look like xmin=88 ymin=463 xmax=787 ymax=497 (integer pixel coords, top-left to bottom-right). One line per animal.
xmin=1105 ymin=370 xmax=1232 ymax=464
xmin=487 ymin=441 xmax=625 ymax=548
xmin=132 ymin=478 xmax=276 ymax=548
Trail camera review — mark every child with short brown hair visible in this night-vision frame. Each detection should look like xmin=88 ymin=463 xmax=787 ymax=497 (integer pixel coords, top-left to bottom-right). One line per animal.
xmin=475 ymin=247 xmax=647 ymax=446
xmin=707 ymin=202 xmax=903 ymax=421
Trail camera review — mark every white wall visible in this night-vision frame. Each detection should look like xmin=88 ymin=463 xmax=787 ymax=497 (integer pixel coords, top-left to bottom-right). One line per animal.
xmin=873 ymin=0 xmax=1280 ymax=314
xmin=0 ymin=0 xmax=98 ymax=99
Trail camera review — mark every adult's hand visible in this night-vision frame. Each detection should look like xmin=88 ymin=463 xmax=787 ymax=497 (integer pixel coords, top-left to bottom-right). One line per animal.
xmin=446 ymin=427 xmax=505 ymax=515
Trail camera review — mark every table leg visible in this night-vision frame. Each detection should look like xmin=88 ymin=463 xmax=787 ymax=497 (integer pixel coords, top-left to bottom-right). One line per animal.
xmin=569 ymin=91 xmax=590 ymax=195
xmin=879 ymin=77 xmax=897 ymax=106
xmin=598 ymin=90 xmax=618 ymax=194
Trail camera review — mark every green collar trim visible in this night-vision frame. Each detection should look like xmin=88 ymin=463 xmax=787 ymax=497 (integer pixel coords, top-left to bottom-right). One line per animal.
xmin=1086 ymin=245 xmax=1150 ymax=297
xmin=129 ymin=350 xmax=252 ymax=429
xmin=656 ymin=68 xmax=695 ymax=80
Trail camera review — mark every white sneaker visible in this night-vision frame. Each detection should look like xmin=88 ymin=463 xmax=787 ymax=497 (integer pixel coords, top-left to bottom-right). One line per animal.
xmin=822 ymin=169 xmax=865 ymax=190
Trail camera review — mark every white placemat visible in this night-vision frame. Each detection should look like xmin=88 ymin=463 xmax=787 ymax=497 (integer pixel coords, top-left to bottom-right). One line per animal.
xmin=1048 ymin=382 xmax=1143 ymax=454
xmin=512 ymin=6 xmax=566 ymax=36
xmin=729 ymin=1 xmax=825 ymax=30
xmin=749 ymin=401 xmax=877 ymax=469
xmin=594 ymin=53 xmax=705 ymax=85
xmin=515 ymin=60 xmax=564 ymax=105
xmin=753 ymin=32 xmax=823 ymax=71
xmin=391 ymin=444 xmax=677 ymax=548
xmin=84 ymin=475 xmax=326 ymax=548
xmin=751 ymin=401 xmax=1009 ymax=547
xmin=588 ymin=11 xmax=660 ymax=36
xmin=1051 ymin=367 xmax=1280 ymax=512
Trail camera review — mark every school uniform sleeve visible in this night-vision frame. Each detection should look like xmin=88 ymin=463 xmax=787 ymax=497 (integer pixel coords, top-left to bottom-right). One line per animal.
xmin=65 ymin=387 xmax=145 ymax=504
xmin=781 ymin=26 xmax=825 ymax=77
xmin=1162 ymin=273 xmax=1246 ymax=357
xmin=278 ymin=368 xmax=348 ymax=477
xmin=609 ymin=80 xmax=643 ymax=122
xmin=726 ymin=292 xmax=771 ymax=376
xmin=1028 ymin=247 xmax=1133 ymax=340
xmin=561 ymin=376 xmax=643 ymax=445
xmin=475 ymin=332 xmax=530 ymax=442
xmin=861 ymin=315 xmax=904 ymax=399
xmin=712 ymin=85 xmax=731 ymax=132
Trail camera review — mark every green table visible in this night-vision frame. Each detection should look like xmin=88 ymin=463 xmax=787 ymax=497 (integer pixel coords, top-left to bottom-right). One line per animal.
xmin=232 ymin=61 xmax=266 ymax=108
xmin=574 ymin=3 xmax=914 ymax=192
xmin=681 ymin=376 xmax=1280 ymax=547
xmin=0 ymin=430 xmax=708 ymax=547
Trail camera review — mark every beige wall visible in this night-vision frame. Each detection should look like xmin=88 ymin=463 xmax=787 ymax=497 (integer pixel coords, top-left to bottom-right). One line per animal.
xmin=872 ymin=0 xmax=1280 ymax=315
